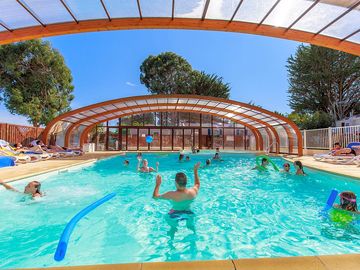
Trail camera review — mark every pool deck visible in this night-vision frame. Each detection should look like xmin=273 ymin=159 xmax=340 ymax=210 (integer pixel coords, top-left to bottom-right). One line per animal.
xmin=284 ymin=155 xmax=360 ymax=179
xmin=22 ymin=254 xmax=360 ymax=270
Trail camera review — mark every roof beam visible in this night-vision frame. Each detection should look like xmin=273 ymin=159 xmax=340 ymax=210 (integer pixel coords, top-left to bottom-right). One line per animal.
xmin=0 ymin=21 xmax=13 ymax=32
xmin=315 ymin=0 xmax=360 ymax=35
xmin=257 ymin=0 xmax=281 ymax=26
xmin=137 ymin=0 xmax=143 ymax=19
xmin=172 ymin=0 xmax=175 ymax=20
xmin=15 ymin=0 xmax=45 ymax=27
xmin=229 ymin=0 xmax=244 ymax=23
xmin=60 ymin=0 xmax=78 ymax=23
xmin=201 ymin=0 xmax=211 ymax=21
xmin=100 ymin=0 xmax=111 ymax=22
xmin=341 ymin=28 xmax=360 ymax=41
xmin=285 ymin=0 xmax=320 ymax=32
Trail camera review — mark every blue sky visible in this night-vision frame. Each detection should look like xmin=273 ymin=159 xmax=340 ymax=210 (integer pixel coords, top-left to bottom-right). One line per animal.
xmin=0 ymin=29 xmax=301 ymax=125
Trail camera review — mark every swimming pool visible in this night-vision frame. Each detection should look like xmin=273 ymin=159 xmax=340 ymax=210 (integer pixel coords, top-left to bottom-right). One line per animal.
xmin=1 ymin=153 xmax=360 ymax=269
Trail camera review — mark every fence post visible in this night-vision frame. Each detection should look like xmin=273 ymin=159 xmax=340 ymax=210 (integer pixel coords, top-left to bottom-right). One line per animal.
xmin=303 ymin=130 xmax=307 ymax=150
xmin=328 ymin=127 xmax=332 ymax=150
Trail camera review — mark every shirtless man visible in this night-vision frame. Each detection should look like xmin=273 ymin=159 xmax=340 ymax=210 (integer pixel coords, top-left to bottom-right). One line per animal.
xmin=137 ymin=159 xmax=159 ymax=172
xmin=153 ymin=162 xmax=201 ymax=238
xmin=0 ymin=180 xmax=43 ymax=198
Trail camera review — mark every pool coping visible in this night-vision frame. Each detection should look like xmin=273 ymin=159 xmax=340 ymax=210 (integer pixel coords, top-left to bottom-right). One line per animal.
xmin=18 ymin=254 xmax=360 ymax=270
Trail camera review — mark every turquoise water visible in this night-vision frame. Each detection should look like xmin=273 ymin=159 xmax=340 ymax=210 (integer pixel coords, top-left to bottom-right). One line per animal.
xmin=1 ymin=153 xmax=360 ymax=269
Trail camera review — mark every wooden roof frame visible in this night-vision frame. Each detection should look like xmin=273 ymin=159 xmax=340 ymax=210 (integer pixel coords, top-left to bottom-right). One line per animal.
xmin=42 ymin=94 xmax=303 ymax=156
xmin=0 ymin=18 xmax=358 ymax=55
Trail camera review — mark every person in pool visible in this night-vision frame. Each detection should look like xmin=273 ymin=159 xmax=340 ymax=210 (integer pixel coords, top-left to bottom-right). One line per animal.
xmin=179 ymin=153 xmax=184 ymax=162
xmin=152 ymin=162 xmax=201 ymax=237
xmin=252 ymin=158 xmax=269 ymax=171
xmin=282 ymin=163 xmax=291 ymax=173
xmin=137 ymin=159 xmax=159 ymax=173
xmin=0 ymin=180 xmax=43 ymax=198
xmin=123 ymin=160 xmax=130 ymax=166
xmin=294 ymin=161 xmax=306 ymax=175
xmin=213 ymin=152 xmax=222 ymax=160
xmin=334 ymin=191 xmax=359 ymax=213
xmin=185 ymin=156 xmax=190 ymax=161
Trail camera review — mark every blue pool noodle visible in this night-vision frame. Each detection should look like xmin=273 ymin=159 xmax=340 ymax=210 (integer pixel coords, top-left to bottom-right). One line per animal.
xmin=54 ymin=193 xmax=116 ymax=261
xmin=320 ymin=189 xmax=338 ymax=218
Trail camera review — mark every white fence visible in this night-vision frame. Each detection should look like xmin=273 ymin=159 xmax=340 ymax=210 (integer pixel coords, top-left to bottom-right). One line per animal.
xmin=302 ymin=125 xmax=360 ymax=150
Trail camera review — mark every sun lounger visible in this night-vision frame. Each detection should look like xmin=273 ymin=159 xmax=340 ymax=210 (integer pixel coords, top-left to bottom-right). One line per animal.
xmin=313 ymin=142 xmax=360 ymax=164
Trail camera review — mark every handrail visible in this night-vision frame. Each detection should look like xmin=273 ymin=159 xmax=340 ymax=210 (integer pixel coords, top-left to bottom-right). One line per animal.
xmin=54 ymin=193 xmax=116 ymax=261
xmin=266 ymin=141 xmax=279 ymax=154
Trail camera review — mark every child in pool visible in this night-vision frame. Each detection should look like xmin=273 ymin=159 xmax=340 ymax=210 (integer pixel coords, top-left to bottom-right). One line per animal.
xmin=282 ymin=163 xmax=291 ymax=173
xmin=294 ymin=161 xmax=306 ymax=175
xmin=252 ymin=158 xmax=268 ymax=171
xmin=0 ymin=180 xmax=43 ymax=198
xmin=123 ymin=160 xmax=129 ymax=166
xmin=334 ymin=191 xmax=359 ymax=213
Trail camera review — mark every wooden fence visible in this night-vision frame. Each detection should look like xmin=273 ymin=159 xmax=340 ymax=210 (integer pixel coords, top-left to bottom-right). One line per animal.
xmin=0 ymin=123 xmax=44 ymax=146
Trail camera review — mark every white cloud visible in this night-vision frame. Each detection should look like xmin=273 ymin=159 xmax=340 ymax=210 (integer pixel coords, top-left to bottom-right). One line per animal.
xmin=126 ymin=81 xmax=136 ymax=87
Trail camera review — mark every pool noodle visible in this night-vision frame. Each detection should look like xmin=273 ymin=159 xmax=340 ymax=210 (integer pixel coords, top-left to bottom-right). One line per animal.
xmin=54 ymin=193 xmax=116 ymax=261
xmin=320 ymin=189 xmax=338 ymax=218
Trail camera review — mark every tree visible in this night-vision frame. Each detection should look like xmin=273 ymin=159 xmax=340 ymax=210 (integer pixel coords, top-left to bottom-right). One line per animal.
xmin=140 ymin=52 xmax=230 ymax=98
xmin=191 ymin=71 xmax=230 ymax=98
xmin=0 ymin=39 xmax=74 ymax=126
xmin=287 ymin=45 xmax=360 ymax=123
xmin=140 ymin=52 xmax=193 ymax=95
xmin=287 ymin=111 xmax=333 ymax=130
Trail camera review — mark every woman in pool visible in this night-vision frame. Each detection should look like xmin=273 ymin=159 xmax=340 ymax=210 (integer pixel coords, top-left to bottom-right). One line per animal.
xmin=137 ymin=159 xmax=159 ymax=173
xmin=334 ymin=191 xmax=359 ymax=213
xmin=252 ymin=158 xmax=269 ymax=171
xmin=0 ymin=180 xmax=43 ymax=198
xmin=294 ymin=161 xmax=306 ymax=175
xmin=152 ymin=162 xmax=201 ymax=238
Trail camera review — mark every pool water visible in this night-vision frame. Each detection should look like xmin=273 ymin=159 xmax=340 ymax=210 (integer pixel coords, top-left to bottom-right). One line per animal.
xmin=1 ymin=153 xmax=360 ymax=268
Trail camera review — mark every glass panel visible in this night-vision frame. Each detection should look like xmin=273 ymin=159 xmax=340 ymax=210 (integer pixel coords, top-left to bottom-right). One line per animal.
xmin=0 ymin=0 xmax=39 ymax=29
xmin=264 ymin=0 xmax=314 ymax=28
xmin=189 ymin=113 xmax=200 ymax=127
xmin=348 ymin=31 xmax=360 ymax=43
xmin=234 ymin=0 xmax=278 ymax=24
xmin=150 ymin=129 xmax=160 ymax=150
xmin=213 ymin=116 xmax=223 ymax=128
xmin=121 ymin=128 xmax=126 ymax=150
xmin=144 ymin=113 xmax=156 ymax=126
xmin=141 ymin=0 xmax=171 ymax=17
xmin=194 ymin=129 xmax=199 ymax=149
xmin=132 ymin=114 xmax=144 ymax=126
xmin=235 ymin=128 xmax=245 ymax=150
xmin=120 ymin=116 xmax=132 ymax=126
xmin=107 ymin=119 xmax=119 ymax=126
xmin=162 ymin=129 xmax=172 ymax=150
xmin=173 ymin=129 xmax=183 ymax=150
xmin=292 ymin=1 xmax=357 ymax=34
xmin=202 ymin=114 xmax=211 ymax=127
xmin=127 ymin=128 xmax=138 ymax=151
xmin=184 ymin=129 xmax=193 ymax=149
xmin=96 ymin=125 xmax=106 ymax=151
xmin=246 ymin=129 xmax=257 ymax=151
xmin=207 ymin=0 xmax=239 ymax=20
xmin=179 ymin=112 xmax=190 ymax=126
xmin=224 ymin=128 xmax=235 ymax=149
xmin=322 ymin=9 xmax=360 ymax=39
xmin=201 ymin=127 xmax=212 ymax=149
xmin=162 ymin=112 xmax=178 ymax=126
xmin=66 ymin=0 xmax=107 ymax=20
xmin=224 ymin=118 xmax=235 ymax=127
xmin=213 ymin=128 xmax=223 ymax=149
xmin=108 ymin=128 xmax=119 ymax=150
xmin=139 ymin=128 xmax=148 ymax=150
xmin=175 ymin=0 xmax=206 ymax=18
xmin=23 ymin=0 xmax=73 ymax=24
xmin=104 ymin=0 xmax=139 ymax=18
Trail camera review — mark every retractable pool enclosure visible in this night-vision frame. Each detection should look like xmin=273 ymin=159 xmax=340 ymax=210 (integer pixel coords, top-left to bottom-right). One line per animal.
xmin=43 ymin=95 xmax=303 ymax=155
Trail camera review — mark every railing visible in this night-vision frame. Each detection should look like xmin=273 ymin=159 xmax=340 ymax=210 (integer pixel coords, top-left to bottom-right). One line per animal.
xmin=0 ymin=123 xmax=44 ymax=146
xmin=302 ymin=125 xmax=360 ymax=150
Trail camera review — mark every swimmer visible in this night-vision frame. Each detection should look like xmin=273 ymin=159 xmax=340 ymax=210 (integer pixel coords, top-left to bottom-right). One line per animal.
xmin=136 ymin=152 xmax=142 ymax=160
xmin=213 ymin=152 xmax=221 ymax=160
xmin=294 ymin=161 xmax=306 ymax=175
xmin=123 ymin=160 xmax=130 ymax=166
xmin=179 ymin=154 xmax=184 ymax=162
xmin=0 ymin=180 xmax=43 ymax=198
xmin=185 ymin=156 xmax=190 ymax=161
xmin=152 ymin=162 xmax=201 ymax=237
xmin=282 ymin=163 xmax=291 ymax=173
xmin=137 ymin=159 xmax=159 ymax=172
xmin=205 ymin=159 xmax=211 ymax=166
xmin=252 ymin=158 xmax=268 ymax=171
xmin=334 ymin=191 xmax=359 ymax=213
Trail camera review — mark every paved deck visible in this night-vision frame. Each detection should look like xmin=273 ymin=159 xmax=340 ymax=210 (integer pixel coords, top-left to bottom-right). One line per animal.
xmin=284 ymin=155 xmax=360 ymax=179
xmin=0 ymin=152 xmax=120 ymax=182
xmin=21 ymin=254 xmax=360 ymax=270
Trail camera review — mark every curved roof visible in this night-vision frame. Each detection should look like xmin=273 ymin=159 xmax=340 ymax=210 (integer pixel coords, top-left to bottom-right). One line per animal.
xmin=0 ymin=1 xmax=359 ymax=55
xmin=42 ymin=94 xmax=303 ymax=155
